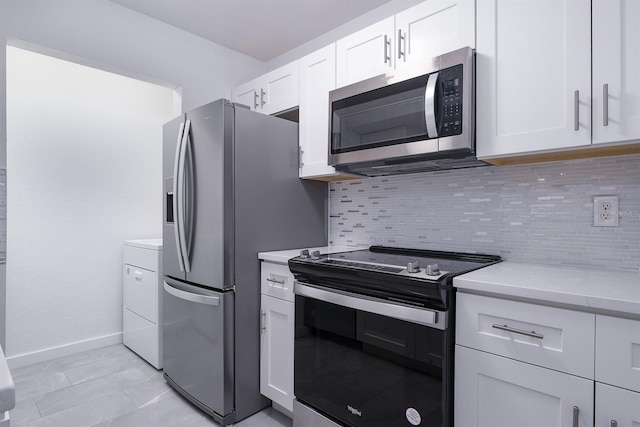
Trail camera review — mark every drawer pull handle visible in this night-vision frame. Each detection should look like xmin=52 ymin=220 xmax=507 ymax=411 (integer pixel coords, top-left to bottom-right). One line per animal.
xmin=492 ymin=323 xmax=544 ymax=339
xmin=266 ymin=278 xmax=285 ymax=285
xmin=261 ymin=310 xmax=266 ymax=331
xmin=573 ymin=406 xmax=579 ymax=427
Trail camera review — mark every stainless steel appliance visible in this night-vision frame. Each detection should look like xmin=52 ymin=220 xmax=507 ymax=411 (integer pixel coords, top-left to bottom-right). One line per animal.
xmin=289 ymin=246 xmax=501 ymax=426
xmin=328 ymin=47 xmax=484 ymax=177
xmin=162 ymin=99 xmax=327 ymax=425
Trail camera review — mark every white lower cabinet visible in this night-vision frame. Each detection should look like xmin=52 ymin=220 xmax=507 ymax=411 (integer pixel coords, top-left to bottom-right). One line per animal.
xmin=596 ymin=383 xmax=640 ymax=427
xmin=259 ymin=260 xmax=295 ymax=412
xmin=455 ymin=345 xmax=593 ymax=427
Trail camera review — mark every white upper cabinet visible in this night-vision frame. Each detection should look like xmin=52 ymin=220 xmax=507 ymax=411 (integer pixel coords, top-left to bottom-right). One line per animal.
xmin=231 ymin=61 xmax=299 ymax=116
xmin=336 ymin=17 xmax=395 ymax=88
xmin=299 ymin=44 xmax=340 ymax=179
xmin=476 ymin=0 xmax=592 ymax=159
xmin=592 ymin=0 xmax=640 ymax=145
xmin=395 ymin=0 xmax=475 ymax=73
xmin=336 ymin=2 xmax=476 ymax=88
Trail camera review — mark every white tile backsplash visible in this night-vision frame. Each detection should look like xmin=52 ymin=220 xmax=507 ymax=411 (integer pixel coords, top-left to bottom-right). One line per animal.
xmin=329 ymin=154 xmax=640 ymax=271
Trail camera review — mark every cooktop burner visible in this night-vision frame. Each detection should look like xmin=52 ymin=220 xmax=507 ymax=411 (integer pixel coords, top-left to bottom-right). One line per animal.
xmin=289 ymin=246 xmax=501 ymax=310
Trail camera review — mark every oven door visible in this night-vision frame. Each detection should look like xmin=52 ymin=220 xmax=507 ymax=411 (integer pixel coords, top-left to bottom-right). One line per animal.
xmin=294 ymin=282 xmax=452 ymax=427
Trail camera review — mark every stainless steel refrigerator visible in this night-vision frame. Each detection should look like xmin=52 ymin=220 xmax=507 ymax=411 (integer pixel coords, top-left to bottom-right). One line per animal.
xmin=162 ymin=99 xmax=327 ymax=425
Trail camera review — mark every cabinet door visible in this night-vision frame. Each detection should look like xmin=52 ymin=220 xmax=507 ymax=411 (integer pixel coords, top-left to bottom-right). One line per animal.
xmin=595 ymin=315 xmax=640 ymax=394
xmin=592 ymin=0 xmax=640 ymax=145
xmin=299 ymin=44 xmax=339 ymax=179
xmin=596 ymin=383 xmax=640 ymax=427
xmin=395 ymin=0 xmax=475 ymax=73
xmin=231 ymin=80 xmax=259 ymax=111
xmin=455 ymin=345 xmax=594 ymax=427
xmin=260 ymin=294 xmax=294 ymax=412
xmin=261 ymin=61 xmax=299 ymax=116
xmin=476 ymin=0 xmax=591 ymax=159
xmin=336 ymin=17 xmax=395 ymax=88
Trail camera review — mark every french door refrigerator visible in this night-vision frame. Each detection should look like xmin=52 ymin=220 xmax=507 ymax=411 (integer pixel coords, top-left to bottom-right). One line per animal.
xmin=162 ymin=99 xmax=327 ymax=425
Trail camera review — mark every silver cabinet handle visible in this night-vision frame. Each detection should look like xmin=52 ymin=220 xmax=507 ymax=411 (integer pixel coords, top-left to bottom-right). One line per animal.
xmin=266 ymin=278 xmax=286 ymax=285
xmin=164 ymin=282 xmax=220 ymax=306
xmin=383 ymin=34 xmax=391 ymax=64
xmin=574 ymin=90 xmax=580 ymax=131
xmin=261 ymin=310 xmax=266 ymax=331
xmin=299 ymin=146 xmax=304 ymax=168
xmin=397 ymin=29 xmax=405 ymax=60
xmin=172 ymin=121 xmax=186 ymax=272
xmin=492 ymin=323 xmax=544 ymax=339
xmin=260 ymin=88 xmax=266 ymax=107
xmin=603 ymin=83 xmax=609 ymax=126
xmin=425 ymin=72 xmax=439 ymax=138
xmin=611 ymin=421 xmax=617 ymax=427
xmin=573 ymin=406 xmax=579 ymax=427
xmin=253 ymin=91 xmax=259 ymax=109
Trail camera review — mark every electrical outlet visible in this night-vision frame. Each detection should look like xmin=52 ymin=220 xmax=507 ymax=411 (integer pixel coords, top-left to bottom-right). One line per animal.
xmin=593 ymin=196 xmax=619 ymax=227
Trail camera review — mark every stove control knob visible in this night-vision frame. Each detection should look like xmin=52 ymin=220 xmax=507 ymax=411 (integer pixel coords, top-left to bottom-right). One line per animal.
xmin=311 ymin=250 xmax=322 ymax=260
xmin=406 ymin=261 xmax=420 ymax=273
xmin=425 ymin=264 xmax=440 ymax=276
xmin=299 ymin=249 xmax=310 ymax=259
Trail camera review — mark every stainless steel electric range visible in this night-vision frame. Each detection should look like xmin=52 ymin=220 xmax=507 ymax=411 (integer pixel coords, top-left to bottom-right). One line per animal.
xmin=288 ymin=246 xmax=501 ymax=427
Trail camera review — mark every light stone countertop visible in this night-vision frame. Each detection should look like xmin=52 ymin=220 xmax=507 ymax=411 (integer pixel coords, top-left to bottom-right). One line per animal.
xmin=454 ymin=261 xmax=640 ymax=316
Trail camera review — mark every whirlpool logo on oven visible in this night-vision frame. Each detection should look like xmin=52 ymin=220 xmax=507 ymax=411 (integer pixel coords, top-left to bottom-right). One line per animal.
xmin=347 ymin=405 xmax=362 ymax=417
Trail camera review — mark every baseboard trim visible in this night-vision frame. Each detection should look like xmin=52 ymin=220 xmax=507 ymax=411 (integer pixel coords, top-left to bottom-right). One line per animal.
xmin=7 ymin=332 xmax=123 ymax=369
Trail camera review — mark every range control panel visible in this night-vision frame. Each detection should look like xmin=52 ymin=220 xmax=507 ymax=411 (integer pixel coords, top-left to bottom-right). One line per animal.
xmin=438 ymin=64 xmax=463 ymax=137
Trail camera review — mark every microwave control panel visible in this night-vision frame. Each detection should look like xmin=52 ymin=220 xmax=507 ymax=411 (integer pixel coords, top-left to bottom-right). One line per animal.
xmin=438 ymin=64 xmax=463 ymax=138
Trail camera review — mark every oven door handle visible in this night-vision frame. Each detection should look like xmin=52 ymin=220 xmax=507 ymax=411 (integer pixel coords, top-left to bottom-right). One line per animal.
xmin=294 ymin=282 xmax=445 ymax=329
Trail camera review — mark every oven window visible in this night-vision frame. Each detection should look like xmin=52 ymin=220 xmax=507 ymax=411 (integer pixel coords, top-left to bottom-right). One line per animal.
xmin=295 ymin=295 xmax=445 ymax=427
xmin=331 ymin=74 xmax=430 ymax=155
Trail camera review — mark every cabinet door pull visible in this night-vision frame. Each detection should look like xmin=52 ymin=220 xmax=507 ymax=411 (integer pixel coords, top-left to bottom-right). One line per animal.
xmin=491 ymin=323 xmax=544 ymax=339
xmin=603 ymin=83 xmax=609 ymax=126
xmin=266 ymin=278 xmax=286 ymax=285
xmin=573 ymin=406 xmax=579 ymax=427
xmin=383 ymin=34 xmax=391 ymax=64
xmin=260 ymin=88 xmax=266 ymax=107
xmin=397 ymin=29 xmax=405 ymax=60
xmin=299 ymin=146 xmax=304 ymax=168
xmin=611 ymin=421 xmax=617 ymax=427
xmin=574 ymin=90 xmax=580 ymax=131
xmin=253 ymin=91 xmax=259 ymax=109
xmin=261 ymin=310 xmax=266 ymax=331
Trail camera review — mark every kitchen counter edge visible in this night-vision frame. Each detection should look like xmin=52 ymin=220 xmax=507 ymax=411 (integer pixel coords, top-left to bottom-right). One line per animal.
xmin=453 ymin=261 xmax=640 ymax=317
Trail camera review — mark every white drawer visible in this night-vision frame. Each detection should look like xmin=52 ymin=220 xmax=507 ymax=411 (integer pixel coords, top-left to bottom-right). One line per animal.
xmin=123 ymin=308 xmax=161 ymax=369
xmin=123 ymin=245 xmax=160 ymax=272
xmin=261 ymin=261 xmax=294 ymax=302
xmin=456 ymin=292 xmax=595 ymax=378
xmin=596 ymin=315 xmax=640 ymax=393
xmin=124 ymin=264 xmax=157 ymax=322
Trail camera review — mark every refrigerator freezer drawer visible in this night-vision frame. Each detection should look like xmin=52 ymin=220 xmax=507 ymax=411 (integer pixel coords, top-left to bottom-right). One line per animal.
xmin=162 ymin=278 xmax=235 ymax=419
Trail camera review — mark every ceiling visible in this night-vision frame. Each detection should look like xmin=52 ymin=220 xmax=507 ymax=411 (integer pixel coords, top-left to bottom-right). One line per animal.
xmin=111 ymin=0 xmax=392 ymax=62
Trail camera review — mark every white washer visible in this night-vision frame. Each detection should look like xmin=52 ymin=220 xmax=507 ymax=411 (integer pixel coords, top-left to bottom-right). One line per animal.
xmin=123 ymin=239 xmax=163 ymax=368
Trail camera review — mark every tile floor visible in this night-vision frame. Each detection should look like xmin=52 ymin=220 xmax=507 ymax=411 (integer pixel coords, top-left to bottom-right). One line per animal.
xmin=10 ymin=344 xmax=292 ymax=427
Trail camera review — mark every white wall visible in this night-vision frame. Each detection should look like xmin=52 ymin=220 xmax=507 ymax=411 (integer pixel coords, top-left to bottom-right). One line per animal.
xmin=6 ymin=47 xmax=174 ymax=363
xmin=0 ymin=0 xmax=266 ymax=355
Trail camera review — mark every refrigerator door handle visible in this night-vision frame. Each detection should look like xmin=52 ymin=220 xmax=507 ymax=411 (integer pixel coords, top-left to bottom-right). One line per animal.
xmin=164 ymin=281 xmax=220 ymax=306
xmin=172 ymin=120 xmax=186 ymax=272
xmin=176 ymin=119 xmax=192 ymax=273
xmin=183 ymin=122 xmax=195 ymax=273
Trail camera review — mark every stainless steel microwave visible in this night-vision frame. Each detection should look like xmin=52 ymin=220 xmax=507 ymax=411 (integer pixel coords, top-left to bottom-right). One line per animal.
xmin=328 ymin=47 xmax=485 ymax=177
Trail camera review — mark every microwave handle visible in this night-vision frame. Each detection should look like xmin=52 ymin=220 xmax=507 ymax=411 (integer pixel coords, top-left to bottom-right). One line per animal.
xmin=425 ymin=72 xmax=439 ymax=138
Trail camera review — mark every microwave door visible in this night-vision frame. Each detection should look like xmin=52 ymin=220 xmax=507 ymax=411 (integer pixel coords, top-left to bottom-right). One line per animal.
xmin=425 ymin=72 xmax=439 ymax=139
